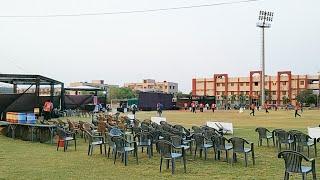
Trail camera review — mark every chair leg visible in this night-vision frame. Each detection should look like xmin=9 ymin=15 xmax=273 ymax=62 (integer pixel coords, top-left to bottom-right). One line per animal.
xmin=88 ymin=145 xmax=91 ymax=156
xmin=135 ymin=149 xmax=138 ymax=164
xmin=56 ymin=140 xmax=60 ymax=151
xmin=74 ymin=139 xmax=77 ymax=151
xmin=312 ymin=168 xmax=317 ymax=180
xmin=104 ymin=144 xmax=107 ymax=155
xmin=124 ymin=152 xmax=128 ymax=166
xmin=252 ymin=151 xmax=255 ymax=165
xmin=245 ymin=153 xmax=248 ymax=167
xmin=315 ymin=142 xmax=317 ymax=157
xmin=302 ymin=173 xmax=307 ymax=180
xmin=226 ymin=150 xmax=229 ymax=163
xmin=204 ymin=148 xmax=207 ymax=160
xmin=308 ymin=146 xmax=310 ymax=157
xmin=108 ymin=147 xmax=111 ymax=158
xmin=114 ymin=151 xmax=117 ymax=164
xmin=183 ymin=153 xmax=187 ymax=173
xmin=160 ymin=157 xmax=163 ymax=172
xmin=267 ymin=139 xmax=269 ymax=147
xmin=284 ymin=172 xmax=289 ymax=180
xmin=100 ymin=145 xmax=103 ymax=154
xmin=166 ymin=160 xmax=170 ymax=169
xmin=171 ymin=159 xmax=175 ymax=174
xmin=91 ymin=146 xmax=94 ymax=156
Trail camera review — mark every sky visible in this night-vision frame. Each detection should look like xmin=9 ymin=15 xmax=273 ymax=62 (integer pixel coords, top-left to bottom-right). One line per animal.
xmin=0 ymin=0 xmax=319 ymax=93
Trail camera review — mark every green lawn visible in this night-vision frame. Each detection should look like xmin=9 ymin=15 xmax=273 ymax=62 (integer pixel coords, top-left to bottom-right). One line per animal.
xmin=1 ymin=109 xmax=320 ymax=180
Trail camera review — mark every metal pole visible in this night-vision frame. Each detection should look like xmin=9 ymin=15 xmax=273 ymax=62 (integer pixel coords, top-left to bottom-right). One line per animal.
xmin=261 ymin=27 xmax=265 ymax=106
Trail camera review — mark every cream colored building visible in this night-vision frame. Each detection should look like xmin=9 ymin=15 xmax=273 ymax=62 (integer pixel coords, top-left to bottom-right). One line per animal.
xmin=192 ymin=71 xmax=320 ymax=105
xmin=124 ymin=79 xmax=178 ymax=94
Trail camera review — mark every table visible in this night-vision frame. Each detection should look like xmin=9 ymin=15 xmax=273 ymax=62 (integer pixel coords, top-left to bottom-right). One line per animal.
xmin=7 ymin=122 xmax=57 ymax=144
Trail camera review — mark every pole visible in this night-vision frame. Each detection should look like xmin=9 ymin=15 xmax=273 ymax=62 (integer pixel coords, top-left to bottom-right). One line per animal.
xmin=261 ymin=27 xmax=265 ymax=106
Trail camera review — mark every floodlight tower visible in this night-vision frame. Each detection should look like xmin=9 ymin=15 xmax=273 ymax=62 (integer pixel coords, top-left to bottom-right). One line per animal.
xmin=257 ymin=10 xmax=273 ymax=106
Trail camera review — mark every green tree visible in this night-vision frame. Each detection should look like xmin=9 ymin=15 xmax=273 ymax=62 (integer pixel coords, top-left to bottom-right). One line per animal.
xmin=230 ymin=94 xmax=237 ymax=104
xmin=109 ymin=87 xmax=137 ymax=100
xmin=282 ymin=96 xmax=290 ymax=105
xmin=296 ymin=90 xmax=317 ymax=105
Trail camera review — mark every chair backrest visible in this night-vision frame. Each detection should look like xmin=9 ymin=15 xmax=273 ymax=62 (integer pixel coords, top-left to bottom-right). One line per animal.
xmin=294 ymin=133 xmax=310 ymax=145
xmin=255 ymin=127 xmax=269 ymax=139
xmin=157 ymin=140 xmax=174 ymax=158
xmin=79 ymin=121 xmax=85 ymax=131
xmin=109 ymin=128 xmax=123 ymax=137
xmin=111 ymin=136 xmax=127 ymax=152
xmin=132 ymin=127 xmax=142 ymax=135
xmin=161 ymin=131 xmax=173 ymax=141
xmin=193 ymin=133 xmax=205 ymax=147
xmin=277 ymin=130 xmax=290 ymax=143
xmin=212 ymin=135 xmax=228 ymax=150
xmin=150 ymin=130 xmax=162 ymax=141
xmin=192 ymin=126 xmax=202 ymax=133
xmin=230 ymin=137 xmax=246 ymax=153
xmin=278 ymin=150 xmax=308 ymax=173
xmin=134 ymin=132 xmax=153 ymax=144
xmin=83 ymin=123 xmax=92 ymax=131
xmin=171 ymin=135 xmax=183 ymax=147
xmin=56 ymin=127 xmax=67 ymax=138
xmin=203 ymin=130 xmax=217 ymax=140
xmin=98 ymin=120 xmax=107 ymax=134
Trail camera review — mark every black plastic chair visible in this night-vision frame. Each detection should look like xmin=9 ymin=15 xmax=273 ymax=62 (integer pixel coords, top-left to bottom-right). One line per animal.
xmin=56 ymin=127 xmax=76 ymax=152
xmin=84 ymin=130 xmax=106 ymax=156
xmin=109 ymin=128 xmax=123 ymax=137
xmin=134 ymin=132 xmax=153 ymax=158
xmin=171 ymin=135 xmax=190 ymax=152
xmin=277 ymin=130 xmax=295 ymax=151
xmin=193 ymin=133 xmax=214 ymax=160
xmin=278 ymin=150 xmax=316 ymax=180
xmin=255 ymin=127 xmax=273 ymax=147
xmin=157 ymin=140 xmax=187 ymax=174
xmin=212 ymin=135 xmax=233 ymax=163
xmin=111 ymin=136 xmax=138 ymax=166
xmin=273 ymin=129 xmax=285 ymax=147
xmin=294 ymin=133 xmax=317 ymax=157
xmin=229 ymin=137 xmax=255 ymax=167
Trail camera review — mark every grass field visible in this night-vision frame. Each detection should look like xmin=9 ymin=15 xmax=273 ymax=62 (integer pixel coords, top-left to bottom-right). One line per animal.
xmin=1 ymin=109 xmax=320 ymax=180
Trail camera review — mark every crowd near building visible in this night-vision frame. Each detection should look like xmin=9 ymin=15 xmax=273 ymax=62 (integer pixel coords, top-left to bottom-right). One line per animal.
xmin=124 ymin=79 xmax=178 ymax=94
xmin=192 ymin=71 xmax=320 ymax=105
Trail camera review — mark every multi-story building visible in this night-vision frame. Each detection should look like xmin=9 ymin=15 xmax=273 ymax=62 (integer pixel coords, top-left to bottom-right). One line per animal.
xmin=124 ymin=79 xmax=178 ymax=94
xmin=192 ymin=71 xmax=320 ymax=105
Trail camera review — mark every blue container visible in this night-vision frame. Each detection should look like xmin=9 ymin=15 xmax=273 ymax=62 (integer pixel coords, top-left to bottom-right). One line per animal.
xmin=27 ymin=113 xmax=37 ymax=124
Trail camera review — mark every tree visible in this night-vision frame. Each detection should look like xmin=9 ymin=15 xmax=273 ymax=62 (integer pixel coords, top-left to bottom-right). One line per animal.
xmin=230 ymin=95 xmax=237 ymax=104
xmin=282 ymin=96 xmax=290 ymax=105
xmin=109 ymin=87 xmax=137 ymax=101
xmin=264 ymin=89 xmax=272 ymax=103
xmin=239 ymin=94 xmax=246 ymax=106
xmin=296 ymin=90 xmax=317 ymax=105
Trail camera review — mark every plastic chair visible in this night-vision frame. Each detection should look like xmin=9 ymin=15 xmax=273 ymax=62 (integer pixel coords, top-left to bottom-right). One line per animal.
xmin=294 ymin=133 xmax=317 ymax=157
xmin=255 ymin=127 xmax=273 ymax=147
xmin=278 ymin=150 xmax=316 ymax=180
xmin=111 ymin=136 xmax=138 ymax=166
xmin=157 ymin=140 xmax=187 ymax=174
xmin=56 ymin=127 xmax=76 ymax=152
xmin=229 ymin=137 xmax=255 ymax=167
xmin=212 ymin=135 xmax=233 ymax=163
xmin=193 ymin=133 xmax=214 ymax=160
xmin=134 ymin=132 xmax=153 ymax=158
xmin=84 ymin=130 xmax=106 ymax=156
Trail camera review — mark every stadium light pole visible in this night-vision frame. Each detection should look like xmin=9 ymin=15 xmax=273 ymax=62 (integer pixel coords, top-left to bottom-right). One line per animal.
xmin=257 ymin=10 xmax=273 ymax=106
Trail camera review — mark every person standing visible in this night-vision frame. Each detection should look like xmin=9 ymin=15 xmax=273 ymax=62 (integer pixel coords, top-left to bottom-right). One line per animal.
xmin=264 ymin=102 xmax=269 ymax=113
xmin=191 ymin=102 xmax=196 ymax=113
xmin=184 ymin=103 xmax=188 ymax=111
xmin=206 ymin=103 xmax=210 ymax=110
xmin=199 ymin=103 xmax=204 ymax=112
xmin=295 ymin=102 xmax=301 ymax=118
xmin=249 ymin=103 xmax=255 ymax=116
xmin=211 ymin=103 xmax=216 ymax=113
xmin=131 ymin=104 xmax=137 ymax=119
xmin=157 ymin=102 xmax=163 ymax=117
xmin=43 ymin=100 xmax=53 ymax=121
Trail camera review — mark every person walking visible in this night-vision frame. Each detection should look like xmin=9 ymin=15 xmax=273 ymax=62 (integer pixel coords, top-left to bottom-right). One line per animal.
xmin=249 ymin=103 xmax=255 ymax=116
xmin=131 ymin=104 xmax=137 ymax=119
xmin=295 ymin=102 xmax=301 ymax=118
xmin=43 ymin=100 xmax=53 ymax=122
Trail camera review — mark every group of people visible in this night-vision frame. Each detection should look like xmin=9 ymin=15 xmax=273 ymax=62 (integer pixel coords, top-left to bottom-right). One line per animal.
xmin=184 ymin=102 xmax=217 ymax=113
xmin=249 ymin=102 xmax=303 ymax=117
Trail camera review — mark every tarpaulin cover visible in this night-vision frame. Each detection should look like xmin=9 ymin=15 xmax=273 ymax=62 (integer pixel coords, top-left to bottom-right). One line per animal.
xmin=138 ymin=92 xmax=173 ymax=111
xmin=64 ymin=95 xmax=93 ymax=109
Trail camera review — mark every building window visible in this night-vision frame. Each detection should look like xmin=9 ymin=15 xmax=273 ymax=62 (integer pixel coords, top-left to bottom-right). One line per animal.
xmin=240 ymin=83 xmax=244 ymax=86
xmin=282 ymin=91 xmax=286 ymax=95
xmin=254 ymin=82 xmax=259 ymax=86
xmin=282 ymin=82 xmax=286 ymax=85
xmin=246 ymin=82 xmax=249 ymax=86
xmin=231 ymin=91 xmax=234 ymax=95
xmin=216 ymin=83 xmax=220 ymax=87
xmin=231 ymin=83 xmax=234 ymax=86
xmin=221 ymin=83 xmax=225 ymax=86
xmin=272 ymin=91 xmax=276 ymax=95
xmin=246 ymin=91 xmax=249 ymax=95
xmin=300 ymin=81 xmax=304 ymax=85
xmin=217 ymin=91 xmax=220 ymax=95
xmin=172 ymin=86 xmax=175 ymax=89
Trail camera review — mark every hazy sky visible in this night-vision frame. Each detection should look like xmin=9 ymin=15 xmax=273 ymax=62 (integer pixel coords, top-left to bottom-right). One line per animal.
xmin=0 ymin=0 xmax=319 ymax=93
